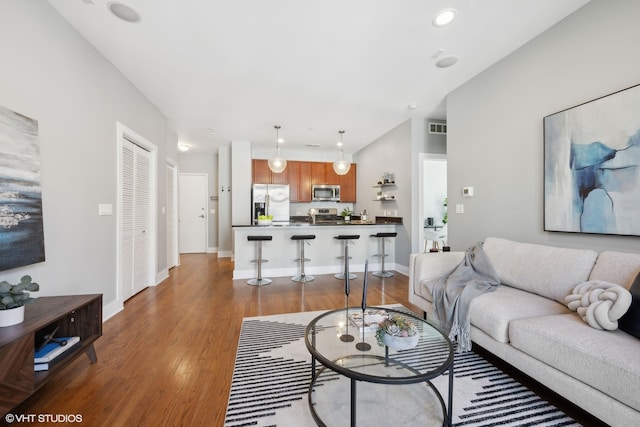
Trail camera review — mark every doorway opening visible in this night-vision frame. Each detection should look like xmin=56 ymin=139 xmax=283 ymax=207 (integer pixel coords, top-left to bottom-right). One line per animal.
xmin=418 ymin=154 xmax=447 ymax=253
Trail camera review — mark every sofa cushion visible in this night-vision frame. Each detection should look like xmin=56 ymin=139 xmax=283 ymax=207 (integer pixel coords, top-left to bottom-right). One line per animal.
xmin=619 ymin=272 xmax=640 ymax=339
xmin=589 ymin=250 xmax=640 ymax=289
xmin=483 ymin=237 xmax=598 ymax=304
xmin=509 ymin=313 xmax=640 ymax=411
xmin=469 ymin=285 xmax=570 ymax=343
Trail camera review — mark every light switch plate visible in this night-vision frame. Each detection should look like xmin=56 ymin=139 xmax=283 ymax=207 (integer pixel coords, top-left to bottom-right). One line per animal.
xmin=455 ymin=204 xmax=464 ymax=214
xmin=98 ymin=204 xmax=113 ymax=216
xmin=463 ymin=186 xmax=474 ymax=197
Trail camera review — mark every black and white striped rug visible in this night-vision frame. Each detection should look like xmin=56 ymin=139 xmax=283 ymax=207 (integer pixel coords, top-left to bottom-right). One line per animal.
xmin=224 ymin=309 xmax=579 ymax=427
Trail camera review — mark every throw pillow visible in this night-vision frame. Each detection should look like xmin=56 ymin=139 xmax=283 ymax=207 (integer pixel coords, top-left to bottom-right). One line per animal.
xmin=565 ymin=280 xmax=631 ymax=330
xmin=618 ymin=271 xmax=640 ymax=339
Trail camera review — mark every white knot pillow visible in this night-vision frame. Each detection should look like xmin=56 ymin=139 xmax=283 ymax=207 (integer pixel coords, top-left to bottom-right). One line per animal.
xmin=565 ymin=280 xmax=632 ymax=330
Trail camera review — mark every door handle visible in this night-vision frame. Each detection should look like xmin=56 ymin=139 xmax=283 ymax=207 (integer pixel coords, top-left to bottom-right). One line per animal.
xmin=198 ymin=215 xmax=205 ymax=218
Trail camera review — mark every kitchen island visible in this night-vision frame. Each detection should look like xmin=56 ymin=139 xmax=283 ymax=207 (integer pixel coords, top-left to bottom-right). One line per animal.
xmin=232 ymin=220 xmax=401 ymax=280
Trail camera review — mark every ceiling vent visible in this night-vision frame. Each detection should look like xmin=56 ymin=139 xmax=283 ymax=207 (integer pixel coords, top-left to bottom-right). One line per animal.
xmin=428 ymin=122 xmax=447 ymax=135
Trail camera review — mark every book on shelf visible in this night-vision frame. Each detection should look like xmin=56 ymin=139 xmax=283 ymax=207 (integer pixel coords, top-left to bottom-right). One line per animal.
xmin=34 ymin=340 xmax=82 ymax=371
xmin=349 ymin=309 xmax=388 ymax=332
xmin=34 ymin=336 xmax=81 ymax=364
xmin=33 ymin=341 xmax=79 ymax=372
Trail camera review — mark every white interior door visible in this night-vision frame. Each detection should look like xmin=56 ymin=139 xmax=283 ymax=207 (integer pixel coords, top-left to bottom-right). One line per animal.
xmin=121 ymin=138 xmax=153 ymax=300
xmin=179 ymin=173 xmax=208 ymax=253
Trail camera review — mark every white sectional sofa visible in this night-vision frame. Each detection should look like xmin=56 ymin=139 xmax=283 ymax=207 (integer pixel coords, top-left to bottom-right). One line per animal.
xmin=409 ymin=237 xmax=640 ymax=427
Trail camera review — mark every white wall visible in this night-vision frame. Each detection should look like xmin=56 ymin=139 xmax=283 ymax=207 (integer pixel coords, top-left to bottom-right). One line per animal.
xmin=447 ymin=0 xmax=640 ymax=254
xmin=354 ymin=120 xmax=412 ymax=267
xmin=0 ymin=1 xmax=174 ymax=313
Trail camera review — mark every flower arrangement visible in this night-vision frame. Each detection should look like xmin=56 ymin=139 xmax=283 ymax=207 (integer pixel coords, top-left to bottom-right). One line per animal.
xmin=375 ymin=315 xmax=418 ymax=346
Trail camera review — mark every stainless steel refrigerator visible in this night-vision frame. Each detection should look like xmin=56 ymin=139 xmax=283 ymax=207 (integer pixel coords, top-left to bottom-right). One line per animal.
xmin=251 ymin=184 xmax=290 ymax=223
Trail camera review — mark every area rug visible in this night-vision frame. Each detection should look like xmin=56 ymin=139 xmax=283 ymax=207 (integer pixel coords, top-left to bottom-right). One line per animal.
xmin=224 ymin=307 xmax=580 ymax=427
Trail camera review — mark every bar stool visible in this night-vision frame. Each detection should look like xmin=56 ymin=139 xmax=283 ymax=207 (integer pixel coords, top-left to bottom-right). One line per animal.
xmin=370 ymin=232 xmax=397 ymax=277
xmin=291 ymin=234 xmax=316 ymax=283
xmin=247 ymin=235 xmax=272 ymax=286
xmin=334 ymin=235 xmax=360 ymax=280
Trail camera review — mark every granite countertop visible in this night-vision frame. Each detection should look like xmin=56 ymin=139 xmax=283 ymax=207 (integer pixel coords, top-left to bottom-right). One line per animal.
xmin=232 ymin=216 xmax=403 ymax=228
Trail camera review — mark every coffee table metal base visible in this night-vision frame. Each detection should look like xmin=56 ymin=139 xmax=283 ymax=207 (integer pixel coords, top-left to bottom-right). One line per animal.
xmin=308 ymin=354 xmax=451 ymax=427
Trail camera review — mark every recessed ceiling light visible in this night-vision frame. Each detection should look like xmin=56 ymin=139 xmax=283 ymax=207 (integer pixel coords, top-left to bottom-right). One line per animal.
xmin=433 ymin=8 xmax=457 ymax=27
xmin=206 ymin=128 xmax=215 ymax=132
xmin=436 ymin=56 xmax=458 ymax=68
xmin=178 ymin=143 xmax=190 ymax=152
xmin=108 ymin=2 xmax=140 ymax=23
xmin=408 ymin=104 xmax=418 ymax=110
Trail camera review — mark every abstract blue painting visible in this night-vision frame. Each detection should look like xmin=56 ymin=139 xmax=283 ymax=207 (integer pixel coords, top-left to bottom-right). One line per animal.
xmin=544 ymin=84 xmax=640 ymax=236
xmin=0 ymin=106 xmax=45 ymax=271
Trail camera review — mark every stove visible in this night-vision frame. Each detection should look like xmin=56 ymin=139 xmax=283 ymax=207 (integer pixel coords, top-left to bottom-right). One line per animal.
xmin=313 ymin=208 xmax=340 ymax=224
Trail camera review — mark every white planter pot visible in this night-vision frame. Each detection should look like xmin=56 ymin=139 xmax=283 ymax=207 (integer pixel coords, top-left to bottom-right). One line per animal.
xmin=383 ymin=332 xmax=419 ymax=350
xmin=0 ymin=305 xmax=25 ymax=327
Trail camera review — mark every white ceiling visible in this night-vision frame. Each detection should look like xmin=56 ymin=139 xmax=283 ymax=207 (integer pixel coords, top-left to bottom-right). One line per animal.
xmin=48 ymin=0 xmax=590 ymax=154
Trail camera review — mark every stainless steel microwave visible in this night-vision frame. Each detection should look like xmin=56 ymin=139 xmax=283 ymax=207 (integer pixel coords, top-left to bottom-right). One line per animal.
xmin=312 ymin=184 xmax=340 ymax=201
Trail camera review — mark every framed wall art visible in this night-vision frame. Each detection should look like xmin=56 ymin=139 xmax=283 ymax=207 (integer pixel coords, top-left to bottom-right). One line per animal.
xmin=544 ymin=84 xmax=640 ymax=236
xmin=0 ymin=105 xmax=45 ymax=271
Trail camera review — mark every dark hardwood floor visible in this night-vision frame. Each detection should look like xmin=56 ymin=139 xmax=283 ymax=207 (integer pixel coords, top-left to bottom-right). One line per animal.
xmin=11 ymin=254 xmax=606 ymax=426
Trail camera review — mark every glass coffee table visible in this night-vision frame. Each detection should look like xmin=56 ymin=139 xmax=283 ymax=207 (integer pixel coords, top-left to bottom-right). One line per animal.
xmin=305 ymin=307 xmax=454 ymax=427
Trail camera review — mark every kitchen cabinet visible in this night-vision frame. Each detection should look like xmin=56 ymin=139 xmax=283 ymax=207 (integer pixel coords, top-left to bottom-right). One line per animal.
xmin=310 ymin=162 xmax=340 ymax=185
xmin=253 ymin=159 xmax=354 ymax=203
xmin=287 ymin=161 xmax=312 ymax=202
xmin=310 ymin=162 xmax=327 ymax=186
xmin=339 ymin=164 xmax=357 ymax=202
xmin=324 ymin=163 xmax=340 ymax=185
xmin=252 ymin=159 xmax=288 ymax=184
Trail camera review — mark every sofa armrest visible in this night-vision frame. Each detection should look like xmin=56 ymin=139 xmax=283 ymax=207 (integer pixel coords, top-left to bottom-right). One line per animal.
xmin=409 ymin=252 xmax=464 ymax=305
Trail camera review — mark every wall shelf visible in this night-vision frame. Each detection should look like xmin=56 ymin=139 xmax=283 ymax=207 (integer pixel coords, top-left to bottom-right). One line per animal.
xmin=373 ymin=181 xmax=397 ymax=201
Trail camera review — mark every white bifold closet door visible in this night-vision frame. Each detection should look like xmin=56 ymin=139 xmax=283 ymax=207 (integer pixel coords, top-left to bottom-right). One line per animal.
xmin=121 ymin=138 xmax=152 ymax=300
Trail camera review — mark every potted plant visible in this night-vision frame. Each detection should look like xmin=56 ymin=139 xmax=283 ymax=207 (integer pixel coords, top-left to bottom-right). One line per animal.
xmin=0 ymin=275 xmax=39 ymax=327
xmin=340 ymin=208 xmax=352 ymax=222
xmin=375 ymin=315 xmax=419 ymax=350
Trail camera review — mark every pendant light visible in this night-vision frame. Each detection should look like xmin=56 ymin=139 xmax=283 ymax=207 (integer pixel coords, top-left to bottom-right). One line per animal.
xmin=333 ymin=130 xmax=351 ymax=175
xmin=268 ymin=125 xmax=287 ymax=173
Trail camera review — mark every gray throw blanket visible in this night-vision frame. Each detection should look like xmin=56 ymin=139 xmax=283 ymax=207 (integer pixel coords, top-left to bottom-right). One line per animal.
xmin=431 ymin=242 xmax=500 ymax=352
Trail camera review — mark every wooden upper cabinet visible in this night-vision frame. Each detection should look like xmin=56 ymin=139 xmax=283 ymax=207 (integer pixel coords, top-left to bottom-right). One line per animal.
xmin=310 ymin=162 xmax=326 ymax=186
xmin=270 ymin=166 xmax=288 ymax=184
xmin=339 ymin=163 xmax=357 ymax=202
xmin=287 ymin=161 xmax=300 ymax=202
xmin=324 ymin=163 xmax=340 ymax=185
xmin=298 ymin=162 xmax=312 ymax=202
xmin=252 ymin=159 xmax=271 ymax=184
xmin=253 ymin=159 xmax=353 ymax=203
xmin=252 ymin=159 xmax=288 ymax=184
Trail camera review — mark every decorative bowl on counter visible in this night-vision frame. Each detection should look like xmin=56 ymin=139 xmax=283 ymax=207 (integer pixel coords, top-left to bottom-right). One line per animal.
xmin=257 ymin=219 xmax=272 ymax=226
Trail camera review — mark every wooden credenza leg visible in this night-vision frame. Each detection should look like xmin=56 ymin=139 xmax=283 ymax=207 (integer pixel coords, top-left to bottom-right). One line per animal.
xmin=85 ymin=343 xmax=98 ymax=364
